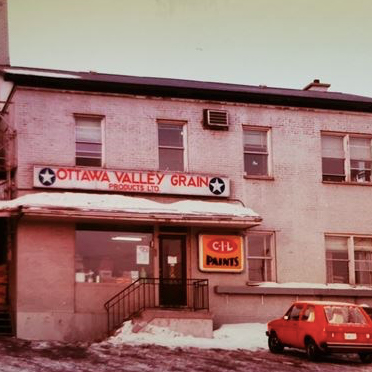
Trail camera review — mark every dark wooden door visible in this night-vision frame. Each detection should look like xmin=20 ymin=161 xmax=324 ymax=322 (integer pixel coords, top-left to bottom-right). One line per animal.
xmin=159 ymin=235 xmax=187 ymax=307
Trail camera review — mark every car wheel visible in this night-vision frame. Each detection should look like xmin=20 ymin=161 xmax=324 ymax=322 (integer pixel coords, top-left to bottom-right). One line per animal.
xmin=359 ymin=353 xmax=372 ymax=363
xmin=268 ymin=332 xmax=284 ymax=353
xmin=305 ymin=338 xmax=321 ymax=361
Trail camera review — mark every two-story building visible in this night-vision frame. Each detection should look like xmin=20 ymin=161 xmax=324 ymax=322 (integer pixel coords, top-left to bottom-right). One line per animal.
xmin=1 ymin=66 xmax=372 ymax=341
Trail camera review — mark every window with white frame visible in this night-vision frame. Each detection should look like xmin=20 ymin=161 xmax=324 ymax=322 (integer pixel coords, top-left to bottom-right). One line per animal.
xmin=321 ymin=133 xmax=372 ymax=183
xmin=325 ymin=235 xmax=372 ymax=285
xmin=243 ymin=128 xmax=271 ymax=177
xmin=158 ymin=123 xmax=185 ymax=171
xmin=75 ymin=116 xmax=103 ymax=167
xmin=247 ymin=232 xmax=275 ymax=282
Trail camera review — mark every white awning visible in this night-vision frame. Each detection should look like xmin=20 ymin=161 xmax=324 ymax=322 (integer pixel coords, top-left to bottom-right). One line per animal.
xmin=0 ymin=192 xmax=262 ymax=228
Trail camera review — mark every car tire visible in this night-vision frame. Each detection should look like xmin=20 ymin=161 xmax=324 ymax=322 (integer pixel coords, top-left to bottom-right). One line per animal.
xmin=268 ymin=332 xmax=284 ymax=353
xmin=305 ymin=338 xmax=321 ymax=361
xmin=359 ymin=352 xmax=372 ymax=363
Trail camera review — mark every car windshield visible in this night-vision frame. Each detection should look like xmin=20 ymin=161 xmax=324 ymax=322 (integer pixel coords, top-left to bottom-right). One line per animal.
xmin=324 ymin=305 xmax=368 ymax=325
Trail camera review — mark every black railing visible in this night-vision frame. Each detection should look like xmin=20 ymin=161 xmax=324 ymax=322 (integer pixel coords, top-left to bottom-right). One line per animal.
xmin=104 ymin=278 xmax=209 ymax=335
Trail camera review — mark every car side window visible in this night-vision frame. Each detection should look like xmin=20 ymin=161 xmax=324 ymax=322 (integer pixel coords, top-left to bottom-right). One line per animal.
xmin=286 ymin=304 xmax=303 ymax=321
xmin=302 ymin=306 xmax=315 ymax=322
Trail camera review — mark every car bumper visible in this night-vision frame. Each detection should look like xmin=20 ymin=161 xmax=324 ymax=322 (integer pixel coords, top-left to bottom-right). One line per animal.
xmin=321 ymin=342 xmax=372 ymax=354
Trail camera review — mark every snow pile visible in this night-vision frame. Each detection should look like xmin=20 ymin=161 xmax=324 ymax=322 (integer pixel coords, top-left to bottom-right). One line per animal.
xmin=0 ymin=192 xmax=259 ymax=217
xmin=106 ymin=321 xmax=267 ymax=350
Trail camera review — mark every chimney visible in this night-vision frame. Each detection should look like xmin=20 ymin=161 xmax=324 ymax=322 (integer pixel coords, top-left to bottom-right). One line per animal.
xmin=303 ymin=79 xmax=330 ymax=92
xmin=0 ymin=0 xmax=10 ymax=66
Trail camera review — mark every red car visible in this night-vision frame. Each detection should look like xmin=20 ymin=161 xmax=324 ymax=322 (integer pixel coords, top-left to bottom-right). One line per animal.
xmin=266 ymin=300 xmax=372 ymax=362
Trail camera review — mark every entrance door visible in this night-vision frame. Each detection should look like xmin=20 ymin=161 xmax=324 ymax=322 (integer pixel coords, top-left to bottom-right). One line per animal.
xmin=159 ymin=235 xmax=187 ymax=307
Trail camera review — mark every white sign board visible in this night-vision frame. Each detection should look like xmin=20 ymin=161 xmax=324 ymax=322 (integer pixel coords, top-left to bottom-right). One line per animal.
xmin=136 ymin=245 xmax=150 ymax=265
xmin=33 ymin=166 xmax=230 ymax=197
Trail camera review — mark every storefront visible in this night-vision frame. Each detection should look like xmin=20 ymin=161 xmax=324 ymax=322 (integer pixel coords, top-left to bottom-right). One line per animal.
xmin=0 ymin=166 xmax=261 ymax=340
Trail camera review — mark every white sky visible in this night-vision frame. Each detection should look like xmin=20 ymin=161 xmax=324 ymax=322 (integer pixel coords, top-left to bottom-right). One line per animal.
xmin=7 ymin=0 xmax=372 ymax=97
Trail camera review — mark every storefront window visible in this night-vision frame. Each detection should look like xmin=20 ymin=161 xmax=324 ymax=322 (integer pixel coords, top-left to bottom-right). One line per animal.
xmin=75 ymin=230 xmax=153 ymax=284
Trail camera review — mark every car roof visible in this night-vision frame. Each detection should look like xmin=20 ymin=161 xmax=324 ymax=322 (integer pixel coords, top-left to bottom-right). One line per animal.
xmin=294 ymin=300 xmax=361 ymax=307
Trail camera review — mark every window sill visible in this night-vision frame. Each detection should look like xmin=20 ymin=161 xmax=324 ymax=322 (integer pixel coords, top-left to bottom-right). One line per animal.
xmin=322 ymin=181 xmax=372 ymax=187
xmin=215 ymin=284 xmax=372 ymax=297
xmin=244 ymin=175 xmax=274 ymax=181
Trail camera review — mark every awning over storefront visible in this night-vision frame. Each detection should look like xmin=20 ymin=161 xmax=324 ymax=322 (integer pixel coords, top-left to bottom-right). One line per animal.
xmin=0 ymin=192 xmax=262 ymax=228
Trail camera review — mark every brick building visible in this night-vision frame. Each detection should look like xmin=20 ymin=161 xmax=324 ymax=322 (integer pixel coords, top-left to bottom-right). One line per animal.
xmin=1 ymin=66 xmax=372 ymax=341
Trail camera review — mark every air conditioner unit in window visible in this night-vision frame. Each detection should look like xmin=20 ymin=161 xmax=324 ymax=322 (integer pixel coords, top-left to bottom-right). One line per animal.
xmin=203 ymin=109 xmax=229 ymax=130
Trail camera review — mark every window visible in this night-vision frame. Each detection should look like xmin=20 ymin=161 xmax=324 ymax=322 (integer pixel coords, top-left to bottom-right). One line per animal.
xmin=286 ymin=304 xmax=303 ymax=321
xmin=75 ymin=116 xmax=102 ymax=167
xmin=243 ymin=128 xmax=271 ymax=177
xmin=158 ymin=123 xmax=185 ymax=171
xmin=247 ymin=232 xmax=275 ymax=282
xmin=321 ymin=133 xmax=372 ymax=183
xmin=325 ymin=235 xmax=372 ymax=285
xmin=75 ymin=229 xmax=153 ymax=284
xmin=302 ymin=306 xmax=315 ymax=322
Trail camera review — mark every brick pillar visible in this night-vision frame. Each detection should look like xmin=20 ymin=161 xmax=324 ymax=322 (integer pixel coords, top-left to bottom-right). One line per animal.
xmin=0 ymin=0 xmax=10 ymax=66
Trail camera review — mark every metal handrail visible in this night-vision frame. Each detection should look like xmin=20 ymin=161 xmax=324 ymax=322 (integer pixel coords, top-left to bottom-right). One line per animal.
xmin=104 ymin=278 xmax=209 ymax=335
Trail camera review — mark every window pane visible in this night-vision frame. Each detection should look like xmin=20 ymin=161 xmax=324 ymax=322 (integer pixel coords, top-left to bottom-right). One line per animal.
xmin=244 ymin=153 xmax=268 ymax=175
xmin=322 ymin=158 xmax=345 ymax=176
xmin=288 ymin=305 xmax=303 ymax=321
xmin=158 ymin=125 xmax=183 ymax=147
xmin=326 ymin=236 xmax=349 ymax=283
xmin=321 ymin=135 xmax=344 ymax=158
xmin=244 ymin=131 xmax=267 ymax=152
xmin=350 ymin=137 xmax=371 ymax=161
xmin=350 ymin=161 xmax=371 ymax=182
xmin=159 ymin=148 xmax=184 ymax=171
xmin=247 ymin=233 xmax=273 ymax=282
xmin=326 ymin=236 xmax=348 ymax=251
xmin=355 ymin=240 xmax=372 ymax=285
xmin=326 ymin=258 xmax=349 ymax=283
xmin=76 ymin=119 xmax=101 ymax=143
xmin=76 ymin=157 xmax=101 ymax=167
xmin=76 ymin=143 xmax=102 ymax=157
xmin=248 ymin=234 xmax=271 ymax=257
xmin=76 ymin=117 xmax=102 ymax=167
xmin=75 ymin=230 xmax=153 ymax=284
xmin=354 ymin=237 xmax=372 ymax=251
xmin=248 ymin=259 xmax=266 ymax=282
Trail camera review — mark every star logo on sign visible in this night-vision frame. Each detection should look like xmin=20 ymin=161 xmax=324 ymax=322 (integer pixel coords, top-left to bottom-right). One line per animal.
xmin=38 ymin=168 xmax=56 ymax=186
xmin=209 ymin=177 xmax=225 ymax=195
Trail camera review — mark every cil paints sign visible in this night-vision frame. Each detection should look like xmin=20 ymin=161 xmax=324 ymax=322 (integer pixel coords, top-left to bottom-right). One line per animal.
xmin=199 ymin=235 xmax=244 ymax=273
xmin=33 ymin=166 xmax=230 ymax=197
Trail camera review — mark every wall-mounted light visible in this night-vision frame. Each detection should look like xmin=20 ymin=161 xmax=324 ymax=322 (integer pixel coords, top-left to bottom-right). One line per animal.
xmin=111 ymin=236 xmax=142 ymax=242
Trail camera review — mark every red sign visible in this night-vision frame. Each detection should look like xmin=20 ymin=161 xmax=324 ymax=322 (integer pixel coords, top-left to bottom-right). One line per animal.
xmin=199 ymin=235 xmax=244 ymax=272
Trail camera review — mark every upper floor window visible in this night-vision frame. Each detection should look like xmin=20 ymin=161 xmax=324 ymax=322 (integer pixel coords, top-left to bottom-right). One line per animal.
xmin=244 ymin=127 xmax=271 ymax=177
xmin=325 ymin=234 xmax=372 ymax=285
xmin=247 ymin=232 xmax=275 ymax=282
xmin=158 ymin=122 xmax=185 ymax=171
xmin=75 ymin=116 xmax=103 ymax=167
xmin=321 ymin=133 xmax=372 ymax=183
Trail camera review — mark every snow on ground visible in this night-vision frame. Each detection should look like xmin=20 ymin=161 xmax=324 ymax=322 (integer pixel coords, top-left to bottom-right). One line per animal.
xmin=105 ymin=322 xmax=268 ymax=350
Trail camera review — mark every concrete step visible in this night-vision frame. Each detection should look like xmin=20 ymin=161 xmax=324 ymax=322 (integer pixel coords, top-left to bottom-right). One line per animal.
xmin=132 ymin=308 xmax=213 ymax=338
